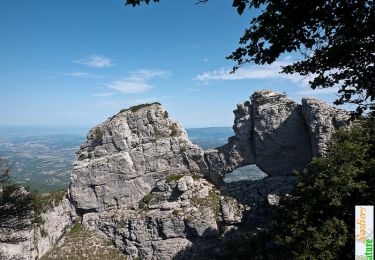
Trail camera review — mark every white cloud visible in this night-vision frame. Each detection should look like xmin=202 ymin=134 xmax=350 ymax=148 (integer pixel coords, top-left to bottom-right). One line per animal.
xmin=125 ymin=69 xmax=171 ymax=82
xmin=65 ymin=71 xmax=103 ymax=78
xmin=93 ymin=92 xmax=115 ymax=97
xmin=193 ymin=60 xmax=345 ymax=98
xmin=104 ymin=69 xmax=171 ymax=94
xmin=74 ymin=54 xmax=113 ymax=68
xmin=105 ymin=81 xmax=153 ymax=94
xmin=194 ymin=61 xmax=313 ymax=88
xmin=293 ymin=86 xmax=340 ymax=96
xmin=195 ymin=61 xmax=286 ymax=81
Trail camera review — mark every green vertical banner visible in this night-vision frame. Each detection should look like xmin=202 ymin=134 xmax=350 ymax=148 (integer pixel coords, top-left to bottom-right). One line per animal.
xmin=355 ymin=205 xmax=373 ymax=259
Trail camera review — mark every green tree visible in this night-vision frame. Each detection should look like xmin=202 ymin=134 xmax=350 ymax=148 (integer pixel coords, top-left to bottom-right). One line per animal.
xmin=219 ymin=119 xmax=375 ymax=259
xmin=270 ymin=119 xmax=375 ymax=259
xmin=0 ymin=185 xmax=36 ymax=241
xmin=126 ymin=0 xmax=375 ymax=117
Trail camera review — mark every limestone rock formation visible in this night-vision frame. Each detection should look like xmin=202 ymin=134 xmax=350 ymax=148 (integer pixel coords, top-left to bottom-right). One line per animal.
xmin=301 ymin=97 xmax=349 ymax=156
xmin=0 ymin=189 xmax=75 ymax=260
xmin=0 ymin=91 xmax=350 ymax=259
xmin=70 ymin=103 xmax=208 ymax=213
xmin=94 ymin=175 xmax=244 ymax=259
xmin=205 ymin=90 xmax=349 ymax=183
xmin=65 ymin=92 xmax=348 ymax=259
xmin=68 ymin=92 xmax=349 ymax=259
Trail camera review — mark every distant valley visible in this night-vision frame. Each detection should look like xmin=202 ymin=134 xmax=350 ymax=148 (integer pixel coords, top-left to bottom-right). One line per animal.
xmin=0 ymin=126 xmax=265 ymax=192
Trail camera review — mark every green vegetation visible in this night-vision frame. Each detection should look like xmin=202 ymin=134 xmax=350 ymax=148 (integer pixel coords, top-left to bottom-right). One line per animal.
xmin=33 ymin=189 xmax=67 ymax=219
xmin=33 ymin=190 xmax=66 ymax=225
xmin=0 ymin=185 xmax=67 ymax=232
xmin=119 ymin=102 xmax=161 ymax=114
xmin=40 ymin=228 xmax=48 ymax=238
xmin=68 ymin=222 xmax=83 ymax=237
xmin=271 ymin=119 xmax=375 ymax=259
xmin=172 ymin=209 xmax=181 ymax=216
xmin=0 ymin=158 xmax=10 ymax=183
xmin=163 ymin=111 xmax=169 ymax=118
xmin=0 ymin=184 xmax=36 ymax=233
xmin=138 ymin=192 xmax=164 ymax=211
xmin=179 ymin=144 xmax=187 ymax=153
xmin=169 ymin=124 xmax=178 ymax=137
xmin=165 ymin=174 xmax=185 ymax=183
xmin=222 ymin=119 xmax=375 ymax=259
xmin=165 ymin=173 xmax=203 ymax=183
xmin=41 ymin=221 xmax=127 ymax=260
xmin=40 ymin=189 xmax=66 ymax=210
xmin=94 ymin=128 xmax=103 ymax=140
xmin=192 ymin=175 xmax=203 ymax=181
xmin=138 ymin=192 xmax=154 ymax=210
xmin=191 ymin=190 xmax=221 ymax=218
xmin=78 ymin=153 xmax=86 ymax=161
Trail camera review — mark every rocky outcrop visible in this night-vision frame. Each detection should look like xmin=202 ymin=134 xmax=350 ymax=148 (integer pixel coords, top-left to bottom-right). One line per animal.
xmin=65 ymin=91 xmax=348 ymax=259
xmin=301 ymin=97 xmax=348 ymax=156
xmin=205 ymin=90 xmax=349 ymax=183
xmin=0 ymin=91 xmax=349 ymax=259
xmin=93 ymin=175 xmax=244 ymax=259
xmin=33 ymin=196 xmax=76 ymax=258
xmin=69 ymin=103 xmax=208 ymax=214
xmin=0 ymin=189 xmax=75 ymax=260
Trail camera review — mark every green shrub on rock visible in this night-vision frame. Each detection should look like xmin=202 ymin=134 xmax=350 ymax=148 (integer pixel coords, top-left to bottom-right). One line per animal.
xmin=272 ymin=119 xmax=375 ymax=259
xmin=222 ymin=119 xmax=375 ymax=259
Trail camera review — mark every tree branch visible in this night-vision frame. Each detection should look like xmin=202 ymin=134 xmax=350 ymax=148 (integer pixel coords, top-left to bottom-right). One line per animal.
xmin=194 ymin=0 xmax=208 ymax=5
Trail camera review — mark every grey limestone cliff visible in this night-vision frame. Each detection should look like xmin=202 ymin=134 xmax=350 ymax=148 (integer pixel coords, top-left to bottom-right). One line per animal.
xmin=205 ymin=90 xmax=349 ymax=183
xmin=0 ymin=90 xmax=349 ymax=259
xmin=69 ymin=103 xmax=208 ymax=213
xmin=66 ymin=91 xmax=348 ymax=259
xmin=0 ymin=189 xmax=75 ymax=260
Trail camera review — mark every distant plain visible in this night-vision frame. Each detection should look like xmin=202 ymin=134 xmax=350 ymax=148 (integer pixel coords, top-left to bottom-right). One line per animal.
xmin=0 ymin=126 xmax=265 ymax=192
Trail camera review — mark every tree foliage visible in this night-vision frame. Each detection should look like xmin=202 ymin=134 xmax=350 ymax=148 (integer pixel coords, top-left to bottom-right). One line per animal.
xmin=0 ymin=159 xmax=10 ymax=184
xmin=234 ymin=119 xmax=375 ymax=259
xmin=229 ymin=0 xmax=375 ymax=118
xmin=219 ymin=119 xmax=375 ymax=259
xmin=126 ymin=0 xmax=159 ymax=6
xmin=0 ymin=185 xmax=36 ymax=242
xmin=126 ymin=0 xmax=375 ymax=117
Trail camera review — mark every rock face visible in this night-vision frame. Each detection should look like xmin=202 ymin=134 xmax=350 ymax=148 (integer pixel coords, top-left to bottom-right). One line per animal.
xmin=301 ymin=97 xmax=348 ymax=156
xmin=205 ymin=90 xmax=349 ymax=183
xmin=0 ymin=91 xmax=349 ymax=259
xmin=34 ymin=197 xmax=76 ymax=258
xmin=69 ymin=103 xmax=208 ymax=213
xmin=66 ymin=91 xmax=348 ymax=259
xmin=95 ymin=175 xmax=244 ymax=259
xmin=0 ymin=190 xmax=75 ymax=260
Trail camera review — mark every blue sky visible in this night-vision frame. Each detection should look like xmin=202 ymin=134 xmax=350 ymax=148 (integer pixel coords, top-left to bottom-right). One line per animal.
xmin=0 ymin=0 xmax=342 ymax=129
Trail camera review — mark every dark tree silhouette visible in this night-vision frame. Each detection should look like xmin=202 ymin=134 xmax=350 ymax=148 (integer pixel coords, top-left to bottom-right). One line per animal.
xmin=270 ymin=119 xmax=375 ymax=258
xmin=0 ymin=160 xmax=36 ymax=242
xmin=126 ymin=0 xmax=375 ymax=117
xmin=0 ymin=159 xmax=11 ymax=184
xmin=0 ymin=185 xmax=35 ymax=242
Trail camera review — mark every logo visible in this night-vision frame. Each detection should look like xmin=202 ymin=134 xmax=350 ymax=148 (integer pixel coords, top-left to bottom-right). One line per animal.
xmin=355 ymin=206 xmax=373 ymax=260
